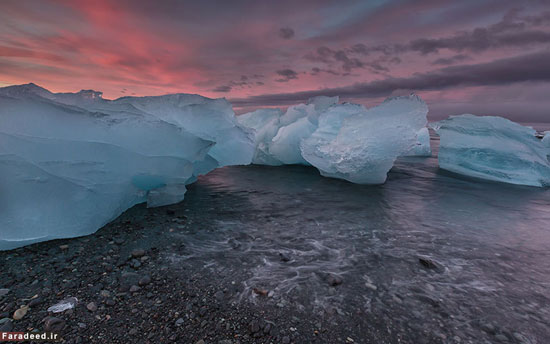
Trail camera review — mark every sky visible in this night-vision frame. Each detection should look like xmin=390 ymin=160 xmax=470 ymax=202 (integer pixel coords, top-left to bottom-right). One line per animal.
xmin=1 ymin=0 xmax=550 ymax=121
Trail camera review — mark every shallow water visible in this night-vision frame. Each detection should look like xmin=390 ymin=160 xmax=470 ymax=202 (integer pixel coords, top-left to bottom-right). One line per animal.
xmin=165 ymin=136 xmax=550 ymax=343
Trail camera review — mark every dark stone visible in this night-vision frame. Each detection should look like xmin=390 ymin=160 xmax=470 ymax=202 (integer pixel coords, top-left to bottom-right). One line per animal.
xmin=214 ymin=290 xmax=224 ymax=301
xmin=28 ymin=297 xmax=43 ymax=308
xmin=327 ymin=274 xmax=343 ymax=286
xmin=279 ymin=252 xmax=291 ymax=262
xmin=418 ymin=256 xmax=441 ymax=270
xmin=119 ymin=272 xmax=140 ymax=291
xmin=0 ymin=319 xmax=13 ymax=332
xmin=249 ymin=320 xmax=260 ymax=333
xmin=199 ymin=307 xmax=207 ymax=317
xmin=86 ymin=302 xmax=97 ymax=312
xmin=44 ymin=317 xmax=66 ymax=333
xmin=282 ymin=336 xmax=291 ymax=344
xmin=131 ymin=249 xmax=146 ymax=258
xmin=130 ymin=259 xmax=141 ymax=269
xmin=166 ymin=209 xmax=175 ymax=216
xmin=138 ymin=275 xmax=151 ymax=286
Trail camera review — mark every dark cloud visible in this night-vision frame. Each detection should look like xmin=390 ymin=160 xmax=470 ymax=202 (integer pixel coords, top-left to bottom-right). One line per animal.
xmin=275 ymin=69 xmax=298 ymax=82
xmin=211 ymin=73 xmax=266 ymax=92
xmin=305 ymin=46 xmax=366 ymax=72
xmin=310 ymin=67 xmax=340 ymax=76
xmin=400 ymin=9 xmax=550 ymax=55
xmin=279 ymin=27 xmax=295 ymax=39
xmin=305 ymin=44 xmax=403 ymax=74
xmin=408 ymin=29 xmax=550 ymax=55
xmin=432 ymin=54 xmax=470 ymax=65
xmin=312 ymin=8 xmax=550 ymax=71
xmin=212 ymin=85 xmax=232 ymax=92
xmin=232 ymin=50 xmax=550 ymax=106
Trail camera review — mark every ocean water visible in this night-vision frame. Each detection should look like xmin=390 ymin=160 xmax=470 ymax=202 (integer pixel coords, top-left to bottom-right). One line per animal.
xmin=164 ymin=134 xmax=550 ymax=342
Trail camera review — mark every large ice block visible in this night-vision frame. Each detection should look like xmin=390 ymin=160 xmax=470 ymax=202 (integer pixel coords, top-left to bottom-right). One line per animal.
xmin=0 ymin=83 xmax=253 ymax=249
xmin=431 ymin=115 xmax=550 ymax=187
xmin=301 ymin=95 xmax=429 ymax=184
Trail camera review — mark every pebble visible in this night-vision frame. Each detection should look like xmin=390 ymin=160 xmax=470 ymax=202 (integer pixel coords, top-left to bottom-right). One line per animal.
xmin=481 ymin=322 xmax=496 ymax=334
xmin=252 ymin=288 xmax=268 ymax=296
xmin=86 ymin=302 xmax=97 ymax=312
xmin=0 ymin=319 xmax=13 ymax=332
xmin=249 ymin=320 xmax=260 ymax=333
xmin=327 ymin=273 xmax=343 ymax=286
xmin=279 ymin=252 xmax=291 ymax=262
xmin=13 ymin=305 xmax=29 ymax=320
xmin=364 ymin=283 xmax=377 ymax=291
xmin=131 ymin=249 xmax=146 ymax=258
xmin=282 ymin=336 xmax=291 ymax=344
xmin=138 ymin=275 xmax=151 ymax=286
xmin=129 ymin=328 xmax=138 ymax=335
xmin=195 ymin=340 xmax=205 ymax=344
xmin=214 ymin=290 xmax=224 ymax=301
xmin=59 ymin=244 xmax=69 ymax=250
xmin=129 ymin=285 xmax=141 ymax=293
xmin=130 ymin=259 xmax=142 ymax=269
xmin=495 ymin=334 xmax=508 ymax=342
xmin=44 ymin=316 xmax=66 ymax=332
xmin=0 ymin=289 xmax=9 ymax=297
xmin=100 ymin=290 xmax=111 ymax=298
xmin=119 ymin=272 xmax=141 ymax=291
xmin=28 ymin=297 xmax=43 ymax=308
xmin=175 ymin=318 xmax=184 ymax=326
xmin=418 ymin=256 xmax=441 ymax=270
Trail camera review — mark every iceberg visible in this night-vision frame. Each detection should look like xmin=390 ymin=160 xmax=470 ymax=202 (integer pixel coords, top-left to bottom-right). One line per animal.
xmin=430 ymin=115 xmax=550 ymax=187
xmin=0 ymin=84 xmax=253 ymax=250
xmin=402 ymin=127 xmax=432 ymax=157
xmin=236 ymin=108 xmax=285 ymax=165
xmin=239 ymin=94 xmax=430 ymax=184
xmin=301 ymin=95 xmax=429 ymax=184
xmin=237 ymin=96 xmax=339 ymax=166
xmin=542 ymin=131 xmax=550 ymax=148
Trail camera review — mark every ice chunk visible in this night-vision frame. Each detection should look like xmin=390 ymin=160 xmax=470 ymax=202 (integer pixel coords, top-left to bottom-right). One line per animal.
xmin=0 ymin=84 xmax=253 ymax=250
xmin=236 ymin=108 xmax=284 ymax=165
xmin=39 ymin=89 xmax=254 ymax=176
xmin=430 ymin=115 xmax=550 ymax=187
xmin=110 ymin=94 xmax=254 ymax=168
xmin=270 ymin=115 xmax=316 ymax=165
xmin=238 ymin=97 xmax=339 ymax=166
xmin=402 ymin=127 xmax=432 ymax=157
xmin=542 ymin=131 xmax=550 ymax=148
xmin=301 ymin=95 xmax=429 ymax=184
xmin=47 ymin=297 xmax=78 ymax=313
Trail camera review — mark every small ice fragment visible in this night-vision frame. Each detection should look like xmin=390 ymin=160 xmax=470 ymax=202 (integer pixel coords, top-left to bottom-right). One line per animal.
xmin=47 ymin=297 xmax=78 ymax=313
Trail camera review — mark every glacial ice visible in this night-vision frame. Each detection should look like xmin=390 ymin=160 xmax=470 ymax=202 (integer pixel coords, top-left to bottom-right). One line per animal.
xmin=403 ymin=127 xmax=432 ymax=157
xmin=238 ymin=94 xmax=430 ymax=184
xmin=431 ymin=115 xmax=550 ymax=187
xmin=301 ymin=95 xmax=429 ymax=183
xmin=0 ymin=84 xmax=253 ymax=250
xmin=542 ymin=131 xmax=550 ymax=148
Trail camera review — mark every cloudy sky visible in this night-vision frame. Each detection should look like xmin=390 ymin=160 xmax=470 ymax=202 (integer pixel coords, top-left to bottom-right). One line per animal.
xmin=1 ymin=0 xmax=549 ymax=121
